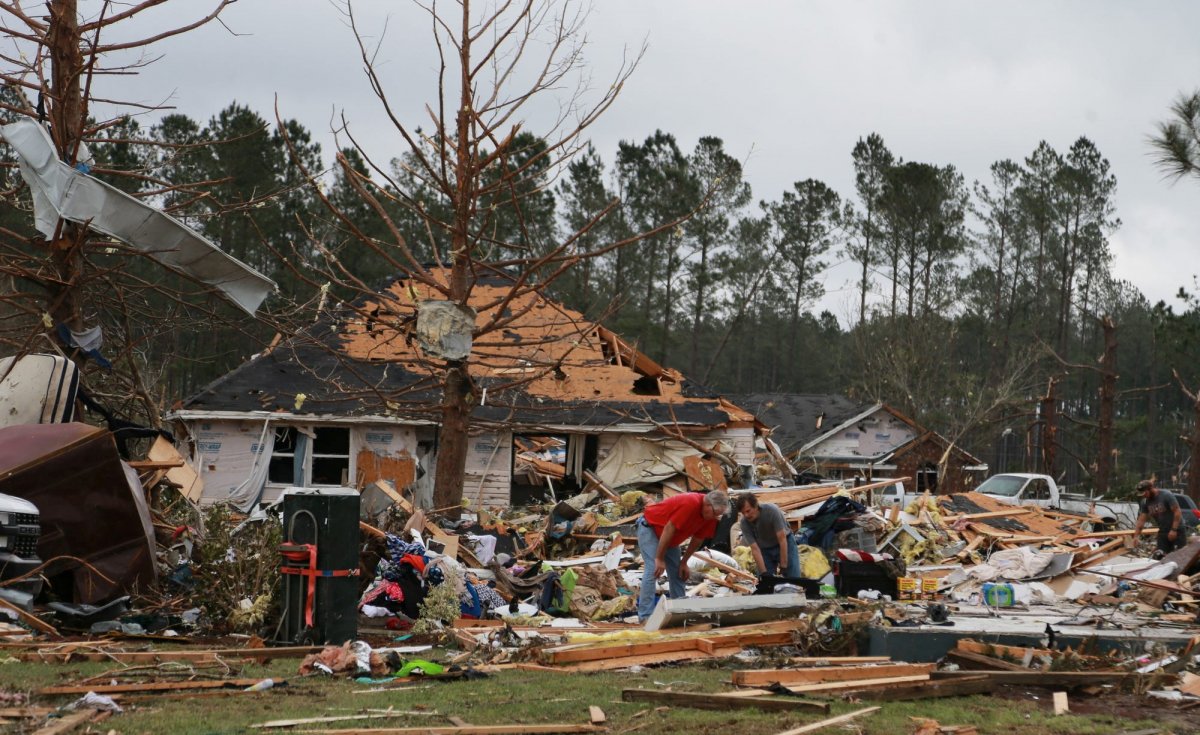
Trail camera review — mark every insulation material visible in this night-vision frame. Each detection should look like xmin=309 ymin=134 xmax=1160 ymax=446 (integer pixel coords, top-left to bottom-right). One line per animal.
xmin=1 ymin=119 xmax=274 ymax=315
xmin=593 ymin=435 xmax=702 ymax=490
xmin=190 ymin=420 xmax=271 ymax=506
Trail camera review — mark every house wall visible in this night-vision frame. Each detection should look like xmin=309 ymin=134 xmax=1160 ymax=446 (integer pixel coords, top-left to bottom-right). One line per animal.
xmin=186 ymin=418 xmax=270 ymax=505
xmin=183 ymin=418 xmax=424 ymax=506
xmin=464 ymin=430 xmax=512 ymax=511
xmin=892 ymin=438 xmax=977 ymax=495
xmin=813 ymin=409 xmax=917 ymax=459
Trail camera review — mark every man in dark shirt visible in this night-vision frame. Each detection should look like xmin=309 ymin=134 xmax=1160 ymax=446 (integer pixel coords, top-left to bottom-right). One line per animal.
xmin=1131 ymin=479 xmax=1188 ymax=555
xmin=735 ymin=494 xmax=800 ymax=578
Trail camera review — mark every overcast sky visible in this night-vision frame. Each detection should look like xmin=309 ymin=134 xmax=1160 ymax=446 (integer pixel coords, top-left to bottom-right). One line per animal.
xmin=94 ymin=1 xmax=1200 ymax=322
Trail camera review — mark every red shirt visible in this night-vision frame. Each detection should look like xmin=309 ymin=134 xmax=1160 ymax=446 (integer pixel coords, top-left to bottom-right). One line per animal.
xmin=643 ymin=492 xmax=717 ymax=542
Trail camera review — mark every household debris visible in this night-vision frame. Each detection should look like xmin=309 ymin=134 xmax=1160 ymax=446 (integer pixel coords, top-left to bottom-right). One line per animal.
xmin=0 ymin=395 xmax=1196 ymax=731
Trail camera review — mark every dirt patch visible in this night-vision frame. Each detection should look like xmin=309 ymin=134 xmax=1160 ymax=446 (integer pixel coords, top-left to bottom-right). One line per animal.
xmin=993 ymin=684 xmax=1200 ymax=732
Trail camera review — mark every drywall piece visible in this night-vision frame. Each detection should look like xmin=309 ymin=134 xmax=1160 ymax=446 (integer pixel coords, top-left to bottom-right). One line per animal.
xmin=644 ymin=592 xmax=807 ymax=632
xmin=1 ymin=119 xmax=274 ymax=315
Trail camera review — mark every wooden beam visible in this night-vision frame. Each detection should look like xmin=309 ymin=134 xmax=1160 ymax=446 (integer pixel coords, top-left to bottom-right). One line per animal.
xmin=0 ymin=599 xmax=57 ymax=636
xmin=732 ymin=663 xmax=934 ymax=687
xmin=252 ymin=712 xmax=435 ymax=729
xmin=20 ymin=645 xmax=323 ymax=664
xmin=930 ymin=671 xmax=1161 ymax=687
xmin=786 ymin=656 xmax=892 ymax=666
xmin=299 ymin=726 xmax=605 ymax=735
xmin=844 ymin=675 xmax=992 ymax=701
xmin=38 ymin=679 xmax=270 ymax=696
xmin=32 ymin=709 xmax=109 ymax=735
xmin=773 ymin=706 xmax=880 ymax=735
xmin=692 ymin=552 xmax=757 ymax=582
xmin=944 ymin=650 xmax=1029 ymax=672
xmin=728 ymin=675 xmax=931 ymax=697
xmin=621 ymin=689 xmax=829 ymax=713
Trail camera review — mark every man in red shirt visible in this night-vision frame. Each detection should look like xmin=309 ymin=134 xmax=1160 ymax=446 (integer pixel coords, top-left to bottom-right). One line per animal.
xmin=636 ymin=490 xmax=731 ymax=621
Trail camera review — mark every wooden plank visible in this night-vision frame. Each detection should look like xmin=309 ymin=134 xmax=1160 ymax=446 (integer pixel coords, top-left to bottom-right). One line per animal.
xmin=0 ymin=599 xmax=57 ymax=636
xmin=252 ymin=712 xmax=434 ymax=729
xmin=844 ymin=675 xmax=991 ymax=701
xmin=20 ymin=645 xmax=323 ymax=664
xmin=544 ymin=638 xmax=703 ymax=664
xmin=1072 ymin=528 xmax=1157 ymax=540
xmin=729 ymin=675 xmax=931 ymax=698
xmin=944 ymin=650 xmax=1029 ymax=672
xmin=32 ymin=709 xmax=110 ymax=735
xmin=621 ymin=689 xmax=830 ymax=713
xmin=302 ymin=726 xmax=605 ymax=735
xmin=931 ymin=671 xmax=1157 ymax=687
xmin=1073 ymin=538 xmax=1127 ymax=569
xmin=733 ymin=663 xmax=934 ymax=687
xmin=786 ymin=656 xmax=891 ymax=666
xmin=561 ymin=649 xmax=727 ymax=672
xmin=38 ymin=678 xmax=268 ymax=695
xmin=587 ymin=706 xmax=605 ymax=725
xmin=774 ymin=706 xmax=880 ymax=735
xmin=692 ymin=552 xmax=757 ymax=582
xmin=1053 ymin=691 xmax=1069 ymax=715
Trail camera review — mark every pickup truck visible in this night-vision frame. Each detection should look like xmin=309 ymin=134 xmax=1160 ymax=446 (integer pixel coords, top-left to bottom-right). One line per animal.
xmin=975 ymin=472 xmax=1140 ymax=528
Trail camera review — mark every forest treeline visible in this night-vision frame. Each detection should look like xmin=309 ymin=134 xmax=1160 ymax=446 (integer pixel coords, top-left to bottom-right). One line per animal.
xmin=2 ymin=99 xmax=1198 ymax=495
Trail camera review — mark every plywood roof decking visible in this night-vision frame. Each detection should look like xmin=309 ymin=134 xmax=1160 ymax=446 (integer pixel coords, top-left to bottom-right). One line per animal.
xmin=182 ymin=268 xmax=748 ymax=430
xmin=340 ymin=279 xmax=689 ymax=404
xmin=938 ymin=492 xmax=1087 ymax=537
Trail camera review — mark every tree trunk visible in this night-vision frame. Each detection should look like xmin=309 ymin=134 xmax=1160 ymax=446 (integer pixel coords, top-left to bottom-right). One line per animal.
xmin=1095 ymin=316 xmax=1117 ymax=496
xmin=433 ymin=364 xmax=473 ymax=512
xmin=1173 ymin=370 xmax=1200 ymax=505
xmin=432 ymin=3 xmax=477 ymax=516
xmin=47 ymin=0 xmax=85 ymax=335
xmin=1040 ymin=376 xmax=1059 ymax=477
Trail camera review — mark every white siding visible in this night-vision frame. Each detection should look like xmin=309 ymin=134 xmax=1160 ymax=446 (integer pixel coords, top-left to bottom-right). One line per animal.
xmin=463 ymin=430 xmax=511 ymax=510
xmin=810 ymin=408 xmax=916 ymax=458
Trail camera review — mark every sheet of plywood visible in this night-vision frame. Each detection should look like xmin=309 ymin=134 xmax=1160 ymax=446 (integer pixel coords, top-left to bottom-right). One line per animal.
xmin=148 ymin=435 xmax=203 ymax=502
xmin=356 ymin=449 xmax=416 ymax=491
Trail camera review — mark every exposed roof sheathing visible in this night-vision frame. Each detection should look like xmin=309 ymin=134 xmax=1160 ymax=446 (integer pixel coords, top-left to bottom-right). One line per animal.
xmin=183 ymin=268 xmax=749 ymax=430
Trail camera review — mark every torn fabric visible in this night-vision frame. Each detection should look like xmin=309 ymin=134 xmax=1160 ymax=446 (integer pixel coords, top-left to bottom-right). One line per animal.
xmin=593 ymin=434 xmax=702 ymax=490
xmin=1 ymin=119 xmax=275 ymax=315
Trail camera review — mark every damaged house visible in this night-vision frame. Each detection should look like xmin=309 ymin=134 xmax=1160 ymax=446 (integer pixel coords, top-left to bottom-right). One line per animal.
xmin=169 ymin=269 xmax=759 ymax=511
xmin=730 ymin=393 xmax=987 ymax=494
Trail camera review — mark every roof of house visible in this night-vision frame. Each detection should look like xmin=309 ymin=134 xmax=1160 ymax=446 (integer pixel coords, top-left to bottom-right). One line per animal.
xmin=181 ymin=268 xmax=753 ymax=431
xmin=726 ymin=393 xmax=868 ymax=456
xmin=729 ymin=393 xmax=984 ymax=468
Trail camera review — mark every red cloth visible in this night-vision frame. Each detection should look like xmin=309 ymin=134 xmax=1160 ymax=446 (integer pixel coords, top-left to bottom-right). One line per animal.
xmin=642 ymin=492 xmax=717 ymax=543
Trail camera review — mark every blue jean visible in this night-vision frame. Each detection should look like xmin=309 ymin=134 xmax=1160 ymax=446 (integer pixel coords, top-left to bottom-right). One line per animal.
xmin=761 ymin=532 xmax=801 ymax=578
xmin=637 ymin=519 xmax=684 ymax=621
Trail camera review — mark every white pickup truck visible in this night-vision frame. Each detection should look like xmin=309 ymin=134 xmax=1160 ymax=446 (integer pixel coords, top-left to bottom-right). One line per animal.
xmin=975 ymin=472 xmax=1140 ymax=528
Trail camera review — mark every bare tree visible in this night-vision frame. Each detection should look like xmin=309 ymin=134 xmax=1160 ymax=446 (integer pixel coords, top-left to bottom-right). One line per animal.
xmin=278 ymin=0 xmax=708 ymax=512
xmin=0 ymin=0 xmax=272 ymax=424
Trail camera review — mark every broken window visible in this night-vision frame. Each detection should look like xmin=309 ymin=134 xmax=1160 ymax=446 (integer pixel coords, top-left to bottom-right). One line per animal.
xmin=510 ymin=433 xmax=597 ymax=504
xmin=311 ymin=427 xmax=351 ymax=485
xmin=267 ymin=426 xmax=351 ymax=487
xmin=916 ymin=462 xmax=939 ymax=494
xmin=267 ymin=427 xmax=299 ymax=485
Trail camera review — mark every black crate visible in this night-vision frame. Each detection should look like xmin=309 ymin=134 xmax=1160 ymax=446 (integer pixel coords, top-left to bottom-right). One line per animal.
xmin=281 ymin=488 xmax=361 ymax=645
xmin=834 ymin=559 xmax=898 ymax=598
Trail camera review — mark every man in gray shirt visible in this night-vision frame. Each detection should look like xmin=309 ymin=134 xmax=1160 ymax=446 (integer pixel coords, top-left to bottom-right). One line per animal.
xmin=734 ymin=494 xmax=801 ymax=577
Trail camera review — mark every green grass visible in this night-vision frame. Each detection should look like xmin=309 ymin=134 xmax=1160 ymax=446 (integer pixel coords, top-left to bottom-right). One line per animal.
xmin=0 ymin=651 xmax=1187 ymax=734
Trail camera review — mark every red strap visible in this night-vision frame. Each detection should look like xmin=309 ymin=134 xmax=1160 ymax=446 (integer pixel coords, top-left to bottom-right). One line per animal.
xmin=280 ymin=544 xmax=359 ymax=628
